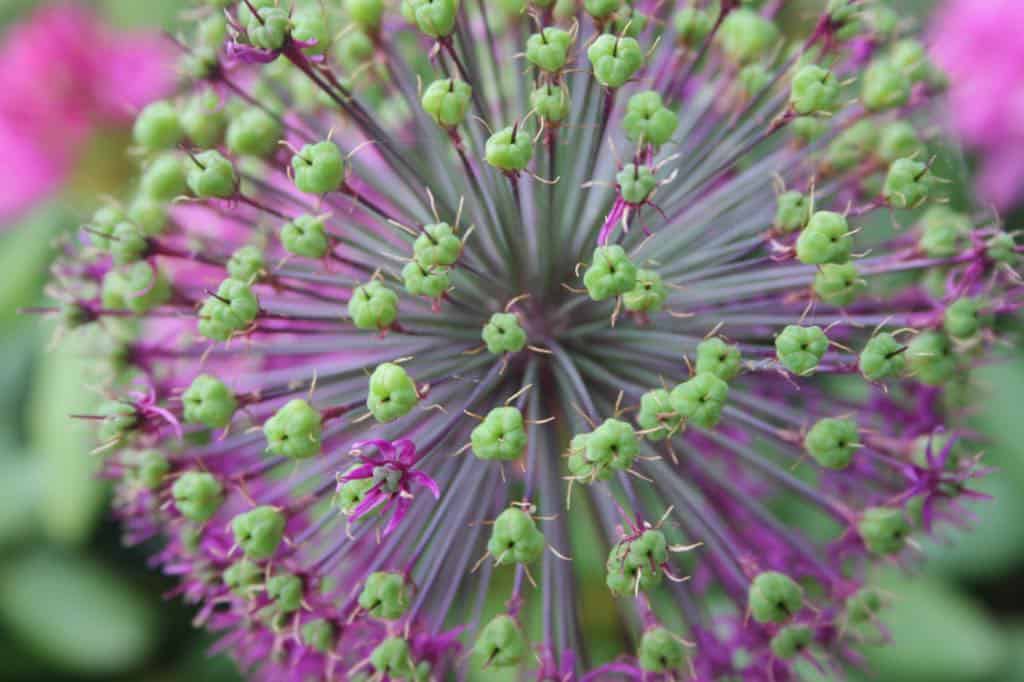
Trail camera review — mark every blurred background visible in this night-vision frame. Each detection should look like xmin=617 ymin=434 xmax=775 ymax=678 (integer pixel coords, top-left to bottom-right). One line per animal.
xmin=0 ymin=0 xmax=1021 ymax=680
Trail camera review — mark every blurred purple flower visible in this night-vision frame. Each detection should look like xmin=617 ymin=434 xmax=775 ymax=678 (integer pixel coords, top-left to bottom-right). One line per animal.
xmin=930 ymin=0 xmax=1024 ymax=210
xmin=0 ymin=3 xmax=175 ymax=221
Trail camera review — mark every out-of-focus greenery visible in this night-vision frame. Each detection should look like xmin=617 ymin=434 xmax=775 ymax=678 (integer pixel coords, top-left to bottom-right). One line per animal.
xmin=1 ymin=1 xmax=1022 ymax=681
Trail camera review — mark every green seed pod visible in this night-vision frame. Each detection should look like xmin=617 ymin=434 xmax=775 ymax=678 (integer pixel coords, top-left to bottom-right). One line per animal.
xmin=584 ymin=0 xmax=620 ymax=20
xmin=770 ymin=624 xmax=813 ymax=660
xmin=796 ymin=211 xmax=852 ymax=265
xmin=986 ymin=232 xmax=1017 ymax=264
xmin=349 ymin=280 xmax=399 ymax=331
xmin=487 ymin=507 xmax=545 ymax=564
xmin=792 ymin=116 xmax=828 ymax=144
xmin=587 ymin=34 xmax=644 ymax=89
xmin=140 ymin=153 xmax=188 ymax=201
xmin=718 ymin=9 xmax=779 ymax=64
xmin=890 ymin=39 xmax=930 ymax=83
xmin=611 ymin=5 xmax=647 ymax=37
xmin=670 ymin=372 xmax=729 ymax=428
xmin=775 ymin=324 xmax=829 ymax=375
xmin=197 ymin=13 xmax=227 ymax=48
xmin=738 ymin=63 xmax=771 ymax=96
xmin=883 ymin=158 xmax=931 ymax=209
xmin=944 ymin=297 xmax=989 ymax=340
xmin=401 ymin=0 xmax=459 ymax=38
xmin=906 ymin=330 xmax=957 ymax=385
xmin=859 ymin=332 xmax=907 ymax=381
xmin=198 ymin=278 xmax=260 ymax=342
xmin=421 ymin=78 xmax=472 ymax=129
xmin=87 ymin=204 xmax=126 ymax=250
xmin=346 ymin=0 xmax=385 ymax=28
xmin=300 ymin=618 xmax=336 ymax=653
xmin=109 ymin=221 xmax=150 ymax=265
xmin=231 ymin=505 xmax=286 ymax=560
xmin=530 ymin=83 xmax=571 ymax=124
xmin=413 ymin=222 xmax=461 ymax=267
xmin=639 ymin=627 xmax=685 ymax=672
xmin=292 ymin=141 xmax=345 ymax=194
xmin=101 ymin=261 xmax=172 ymax=314
xmin=187 ymin=150 xmax=237 ymax=199
xmin=401 ymin=260 xmax=451 ymax=299
xmin=748 ymin=571 xmax=803 ymax=623
xmin=606 ymin=529 xmax=667 ymax=596
xmin=583 ymin=245 xmax=637 ymax=301
xmin=226 ymin=108 xmax=283 ymax=158
xmin=861 ymin=59 xmax=911 ymax=112
xmin=128 ymin=195 xmax=168 ymax=237
xmin=172 ymin=471 xmax=224 ymax=522
xmin=482 ymin=312 xmax=527 ymax=354
xmin=359 ymin=571 xmax=409 ymax=620
xmin=525 ymin=27 xmax=573 ymax=72
xmin=224 ymin=559 xmax=263 ymax=597
xmin=814 ymin=262 xmax=865 ymax=306
xmin=183 ymin=374 xmax=237 ymax=429
xmin=674 ymin=6 xmax=717 ymax=48
xmin=804 ymin=417 xmax=859 ymax=469
xmin=98 ymin=400 xmax=138 ymax=445
xmin=695 ymin=337 xmax=743 ymax=382
xmin=367 ymin=362 xmax=419 ymax=422
xmin=474 ymin=614 xmax=527 ymax=668
xmin=128 ymin=449 xmax=169 ymax=490
xmin=918 ymin=206 xmax=970 ymax=257
xmin=264 ymin=399 xmax=323 ymax=459
xmin=878 ymin=120 xmax=923 ymax=164
xmin=227 ymin=245 xmax=266 ymax=283
xmin=623 ymin=90 xmax=678 ymax=148
xmin=179 ymin=46 xmax=219 ymax=82
xmin=181 ymin=91 xmax=227 ymax=148
xmin=335 ymin=27 xmax=375 ymax=70
xmin=617 ymin=164 xmax=658 ymax=205
xmin=858 ymin=506 xmax=910 ymax=554
xmin=485 ymin=125 xmax=534 ymax=172
xmin=845 ymin=588 xmax=883 ymax=625
xmin=623 ymin=269 xmax=667 ymax=313
xmin=471 ymin=406 xmax=527 ymax=461
xmin=636 ymin=388 xmax=681 ymax=441
xmin=584 ymin=418 xmax=639 ymax=473
xmin=292 ymin=6 xmax=331 ymax=55
xmin=281 ymin=214 xmax=329 ymax=259
xmin=774 ymin=191 xmax=810 ymax=233
xmin=336 ymin=467 xmax=377 ymax=516
xmin=243 ymin=7 xmax=291 ymax=51
xmin=827 ymin=119 xmax=879 ymax=171
xmin=266 ymin=572 xmax=303 ymax=614
xmin=133 ymin=101 xmax=183 ymax=153
xmin=790 ymin=64 xmax=841 ymax=115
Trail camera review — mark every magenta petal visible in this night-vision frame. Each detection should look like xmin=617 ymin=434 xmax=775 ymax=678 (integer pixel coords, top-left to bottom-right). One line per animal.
xmin=350 ymin=487 xmax=389 ymax=521
xmin=383 ymin=497 xmax=411 ymax=536
xmin=351 ymin=439 xmax=396 ymax=459
xmin=338 ymin=463 xmax=376 ymax=482
xmin=408 ymin=471 xmax=440 ymax=499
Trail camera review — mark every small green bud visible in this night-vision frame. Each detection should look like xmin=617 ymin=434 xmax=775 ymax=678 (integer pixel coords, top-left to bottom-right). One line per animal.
xmin=181 ymin=91 xmax=226 ymax=148
xmin=198 ymin=278 xmax=259 ymax=342
xmin=359 ymin=572 xmax=409 ymax=620
xmin=402 ymin=260 xmax=451 ymax=299
xmin=606 ymin=529 xmax=667 ymax=596
xmin=919 ymin=206 xmax=970 ymax=257
xmin=775 ymin=325 xmax=829 ymax=375
xmin=890 ymin=39 xmax=930 ymax=82
xmin=346 ymin=0 xmax=385 ymax=28
xmin=796 ymin=211 xmax=852 ymax=265
xmin=349 ymin=280 xmax=399 ymax=330
xmin=583 ymin=245 xmax=637 ymax=301
xmin=792 ymin=116 xmax=827 ymax=143
xmin=858 ymin=506 xmax=910 ymax=554
xmin=695 ymin=337 xmax=742 ymax=382
xmin=878 ymin=121 xmax=923 ymax=163
xmin=674 ymin=6 xmax=716 ymax=47
xmin=243 ymin=6 xmax=291 ymax=51
xmin=846 ymin=588 xmax=883 ymax=624
xmin=790 ymin=64 xmax=841 ymax=115
xmin=804 ymin=417 xmax=859 ymax=469
xmin=281 ymin=214 xmax=329 ymax=259
xmin=587 ymin=34 xmax=644 ymax=89
xmin=639 ymin=627 xmax=685 ymax=672
xmin=401 ymin=0 xmax=458 ymax=38
xmin=474 ymin=615 xmax=526 ymax=668
xmin=227 ymin=245 xmax=266 ymax=283
xmin=525 ymin=27 xmax=573 ymax=72
xmin=128 ymin=449 xmax=169 ymax=490
xmin=827 ymin=0 xmax=862 ymax=40
xmin=485 ymin=125 xmax=534 ymax=172
xmin=109 ymin=221 xmax=150 ymax=265
xmin=98 ymin=401 xmax=138 ymax=445
xmin=738 ymin=63 xmax=771 ymax=96
xmin=336 ymin=467 xmax=377 ymax=516
xmin=413 ymin=222 xmax=461 ymax=267
xmin=610 ymin=5 xmax=647 ymax=37
xmin=774 ymin=191 xmax=810 ymax=233
xmin=487 ymin=507 xmax=545 ymax=565
xmin=718 ymin=9 xmax=778 ymax=64
xmin=266 ymin=572 xmax=303 ymax=613
xmin=584 ymin=0 xmax=620 ymax=20
xmin=292 ymin=141 xmax=345 ymax=195
xmin=636 ymin=388 xmax=681 ymax=441
xmin=616 ymin=164 xmax=657 ymax=205
xmin=140 ymin=153 xmax=187 ymax=201
xmin=87 ymin=205 xmax=126 ymax=250
xmin=183 ymin=374 xmax=237 ymax=429
xmin=133 ymin=101 xmax=183 ymax=153
xmin=906 ymin=330 xmax=957 ymax=385
xmin=367 ymin=362 xmax=419 ymax=422
xmin=172 ymin=471 xmax=224 ymax=522
xmin=128 ymin=196 xmax=168 ymax=237
xmin=883 ymin=158 xmax=932 ymax=209
xmin=300 ymin=618 xmax=336 ymax=653
xmin=986 ymin=232 xmax=1017 ymax=264
xmin=623 ymin=90 xmax=677 ymax=148
xmin=944 ymin=297 xmax=989 ymax=340
xmin=421 ymin=78 xmax=472 ymax=129
xmin=224 ymin=559 xmax=263 ymax=597
xmin=670 ymin=373 xmax=729 ymax=429
xmin=197 ymin=13 xmax=227 ymax=48
xmin=226 ymin=108 xmax=283 ymax=158
xmin=827 ymin=119 xmax=879 ymax=171
xmin=861 ymin=59 xmax=911 ymax=112
xmin=770 ymin=625 xmax=813 ymax=660
xmin=292 ymin=6 xmax=331 ymax=55
xmin=859 ymin=332 xmax=907 ymax=381
xmin=623 ymin=269 xmax=667 ymax=313
xmin=231 ymin=505 xmax=286 ymax=560
xmin=530 ymin=83 xmax=571 ymax=124
xmin=187 ymin=150 xmax=237 ymax=199
xmin=264 ymin=399 xmax=322 ymax=459
xmin=586 ymin=418 xmax=638 ymax=471
xmin=749 ymin=571 xmax=803 ymax=623
xmin=335 ymin=27 xmax=375 ymax=69
xmin=814 ymin=262 xmax=864 ymax=306
xmin=101 ymin=262 xmax=171 ymax=314
xmin=471 ymin=406 xmax=527 ymax=461
xmin=482 ymin=313 xmax=526 ymax=354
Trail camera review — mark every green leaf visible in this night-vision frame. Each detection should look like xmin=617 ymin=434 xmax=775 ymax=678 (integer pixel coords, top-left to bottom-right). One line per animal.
xmin=0 ymin=203 xmax=65 ymax=323
xmin=0 ymin=448 xmax=40 ymax=548
xmin=0 ymin=551 xmax=158 ymax=675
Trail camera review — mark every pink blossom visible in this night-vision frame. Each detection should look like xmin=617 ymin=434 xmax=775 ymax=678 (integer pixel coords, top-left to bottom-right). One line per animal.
xmin=0 ymin=3 xmax=175 ymax=221
xmin=930 ymin=0 xmax=1024 ymax=209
